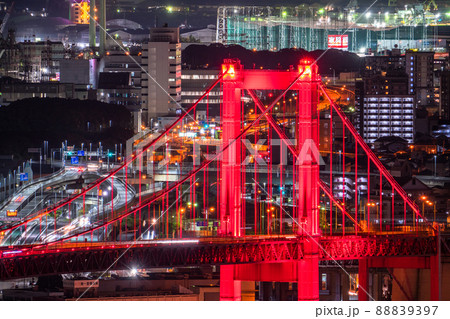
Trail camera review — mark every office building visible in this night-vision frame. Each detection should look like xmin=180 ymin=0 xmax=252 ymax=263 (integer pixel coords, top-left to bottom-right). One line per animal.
xmin=17 ymin=41 xmax=65 ymax=83
xmin=181 ymin=69 xmax=221 ymax=118
xmin=141 ymin=27 xmax=181 ymax=122
xmin=101 ymin=46 xmax=141 ymax=88
xmin=0 ymin=82 xmax=89 ymax=106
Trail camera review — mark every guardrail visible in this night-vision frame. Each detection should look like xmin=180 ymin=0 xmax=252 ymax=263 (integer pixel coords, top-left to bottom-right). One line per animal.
xmin=0 ymin=167 xmax=65 ymax=214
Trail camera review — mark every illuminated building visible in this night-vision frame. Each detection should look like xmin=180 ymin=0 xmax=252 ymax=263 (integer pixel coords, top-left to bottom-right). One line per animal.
xmin=141 ymin=28 xmax=181 ymax=121
xmin=17 ymin=41 xmax=65 ymax=83
xmin=440 ymin=70 xmax=450 ymax=120
xmin=69 ymin=0 xmax=106 ymax=54
xmin=405 ymin=50 xmax=435 ymax=106
xmin=361 ymin=95 xmax=415 ymax=144
xmin=0 ymin=82 xmax=89 ymax=106
xmin=181 ymin=70 xmax=221 ymax=114
xmin=216 ymin=6 xmax=449 ymax=53
xmin=70 ymin=0 xmax=92 ymax=25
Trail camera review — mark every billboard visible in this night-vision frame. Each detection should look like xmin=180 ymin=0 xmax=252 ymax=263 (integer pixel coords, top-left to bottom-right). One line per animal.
xmin=328 ymin=35 xmax=348 ymax=49
xmin=6 ymin=210 xmax=17 ymax=217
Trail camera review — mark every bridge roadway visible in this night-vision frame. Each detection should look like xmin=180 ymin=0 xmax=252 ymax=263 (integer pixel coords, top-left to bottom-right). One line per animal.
xmin=0 ymin=233 xmax=447 ymax=281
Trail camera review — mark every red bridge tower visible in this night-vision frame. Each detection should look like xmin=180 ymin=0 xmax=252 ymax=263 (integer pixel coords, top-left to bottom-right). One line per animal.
xmin=219 ymin=59 xmax=321 ymax=300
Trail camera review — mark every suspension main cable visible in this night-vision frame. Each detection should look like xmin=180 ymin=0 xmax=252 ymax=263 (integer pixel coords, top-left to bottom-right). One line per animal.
xmin=0 ymin=70 xmax=230 ymax=234
xmin=38 ymin=69 xmax=308 ymax=246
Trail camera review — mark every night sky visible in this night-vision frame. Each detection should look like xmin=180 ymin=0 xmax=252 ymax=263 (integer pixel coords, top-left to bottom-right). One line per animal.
xmin=9 ymin=0 xmax=393 ymax=14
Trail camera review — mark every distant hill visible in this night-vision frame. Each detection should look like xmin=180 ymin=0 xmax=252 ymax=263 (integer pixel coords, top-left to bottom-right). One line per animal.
xmin=0 ymin=98 xmax=133 ymax=158
xmin=182 ymin=44 xmax=363 ymax=74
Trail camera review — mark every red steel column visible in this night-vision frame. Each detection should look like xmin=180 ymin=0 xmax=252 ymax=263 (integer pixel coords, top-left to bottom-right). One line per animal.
xmin=296 ymin=59 xmax=320 ymax=236
xmin=220 ymin=60 xmax=243 ymax=237
xmin=220 ymin=265 xmax=241 ymax=301
xmin=298 ymin=241 xmax=319 ymax=301
xmin=296 ymin=60 xmax=320 ymax=301
xmin=358 ymin=258 xmax=370 ymax=301
xmin=430 ymin=236 xmax=441 ymax=300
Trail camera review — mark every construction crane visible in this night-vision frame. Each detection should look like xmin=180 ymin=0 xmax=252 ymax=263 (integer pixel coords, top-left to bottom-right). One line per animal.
xmin=0 ymin=1 xmax=15 ymax=60
xmin=0 ymin=1 xmax=14 ymax=37
xmin=388 ymin=0 xmax=397 ymax=7
xmin=423 ymin=0 xmax=438 ymax=12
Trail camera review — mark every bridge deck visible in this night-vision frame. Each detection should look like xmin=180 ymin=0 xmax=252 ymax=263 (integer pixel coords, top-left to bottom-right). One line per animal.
xmin=0 ymin=234 xmax=447 ymax=281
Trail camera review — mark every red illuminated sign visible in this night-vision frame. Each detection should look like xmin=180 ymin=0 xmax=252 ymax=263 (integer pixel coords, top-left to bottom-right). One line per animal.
xmin=328 ymin=35 xmax=348 ymax=49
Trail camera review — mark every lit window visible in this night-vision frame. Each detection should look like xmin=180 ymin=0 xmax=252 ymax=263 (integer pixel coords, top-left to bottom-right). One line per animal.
xmin=321 ymin=273 xmax=327 ymax=290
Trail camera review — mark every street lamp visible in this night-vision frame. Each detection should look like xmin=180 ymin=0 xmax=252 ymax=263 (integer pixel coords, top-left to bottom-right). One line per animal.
xmin=338 ymin=150 xmax=342 ymax=172
xmin=44 ymin=140 xmax=48 ymax=160
xmin=419 ymin=195 xmax=428 ymax=216
xmin=434 ymin=155 xmax=437 ymax=177
xmin=329 ymin=68 xmax=335 ymax=85
xmin=366 ymin=202 xmax=378 ymax=230
xmin=424 ymin=200 xmax=436 ymax=222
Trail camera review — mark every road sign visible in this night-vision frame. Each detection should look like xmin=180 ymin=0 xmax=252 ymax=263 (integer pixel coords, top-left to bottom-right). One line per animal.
xmin=77 ymin=150 xmax=85 ymax=156
xmin=19 ymin=173 xmax=28 ymax=181
xmin=71 ymin=156 xmax=79 ymax=164
xmin=196 ymin=221 xmax=208 ymax=227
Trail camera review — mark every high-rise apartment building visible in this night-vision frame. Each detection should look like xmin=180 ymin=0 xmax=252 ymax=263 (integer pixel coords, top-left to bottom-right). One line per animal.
xmin=405 ymin=50 xmax=434 ymax=106
xmin=441 ymin=70 xmax=450 ymax=121
xmin=363 ymin=49 xmax=435 ymax=108
xmin=360 ymin=95 xmax=415 ymax=144
xmin=358 ymin=50 xmax=416 ymax=144
xmin=141 ymin=27 xmax=181 ymax=123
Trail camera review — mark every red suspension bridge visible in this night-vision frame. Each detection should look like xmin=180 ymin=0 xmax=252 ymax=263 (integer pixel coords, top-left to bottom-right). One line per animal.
xmin=0 ymin=59 xmax=447 ymax=301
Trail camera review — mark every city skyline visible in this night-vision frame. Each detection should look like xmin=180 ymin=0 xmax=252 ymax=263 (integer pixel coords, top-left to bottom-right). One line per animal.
xmin=0 ymin=0 xmax=449 ymax=303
